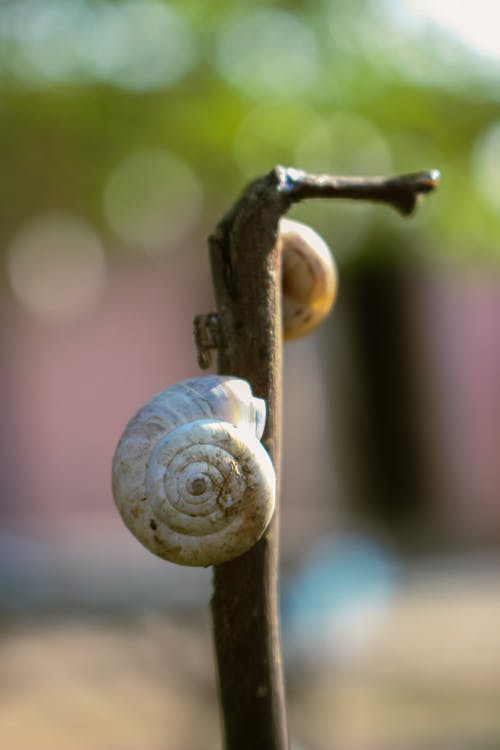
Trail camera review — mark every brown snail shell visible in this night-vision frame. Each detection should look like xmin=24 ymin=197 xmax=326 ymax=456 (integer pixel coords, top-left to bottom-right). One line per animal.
xmin=280 ymin=218 xmax=338 ymax=340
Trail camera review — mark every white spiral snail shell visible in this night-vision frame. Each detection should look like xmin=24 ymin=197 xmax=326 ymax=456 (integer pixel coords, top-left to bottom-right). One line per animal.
xmin=112 ymin=376 xmax=276 ymax=567
xmin=279 ymin=218 xmax=338 ymax=340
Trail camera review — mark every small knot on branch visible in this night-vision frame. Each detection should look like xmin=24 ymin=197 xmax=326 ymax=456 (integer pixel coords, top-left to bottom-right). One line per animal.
xmin=194 ymin=313 xmax=220 ymax=369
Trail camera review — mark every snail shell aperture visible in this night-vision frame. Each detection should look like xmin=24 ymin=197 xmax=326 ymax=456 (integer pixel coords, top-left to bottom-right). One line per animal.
xmin=112 ymin=376 xmax=276 ymax=567
xmin=280 ymin=217 xmax=338 ymax=340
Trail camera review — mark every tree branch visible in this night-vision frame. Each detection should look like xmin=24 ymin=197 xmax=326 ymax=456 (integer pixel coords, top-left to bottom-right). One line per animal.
xmin=276 ymin=166 xmax=440 ymax=216
xmin=206 ymin=165 xmax=438 ymax=750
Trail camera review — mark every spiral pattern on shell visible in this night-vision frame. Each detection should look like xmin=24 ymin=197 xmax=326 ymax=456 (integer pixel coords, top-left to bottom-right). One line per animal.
xmin=112 ymin=376 xmax=276 ymax=567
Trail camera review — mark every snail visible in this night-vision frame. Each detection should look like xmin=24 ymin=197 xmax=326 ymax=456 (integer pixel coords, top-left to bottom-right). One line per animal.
xmin=194 ymin=218 xmax=338 ymax=368
xmin=112 ymin=376 xmax=276 ymax=567
xmin=279 ymin=217 xmax=338 ymax=341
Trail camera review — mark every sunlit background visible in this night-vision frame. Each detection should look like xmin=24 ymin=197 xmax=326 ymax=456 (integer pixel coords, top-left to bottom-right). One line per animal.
xmin=1 ymin=1 xmax=500 ymax=749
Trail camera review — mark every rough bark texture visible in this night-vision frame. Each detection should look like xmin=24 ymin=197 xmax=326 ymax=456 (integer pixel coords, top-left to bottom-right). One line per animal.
xmin=210 ymin=170 xmax=290 ymax=750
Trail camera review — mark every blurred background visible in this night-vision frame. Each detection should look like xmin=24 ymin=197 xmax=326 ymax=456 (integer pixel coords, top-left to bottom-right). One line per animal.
xmin=1 ymin=1 xmax=500 ymax=748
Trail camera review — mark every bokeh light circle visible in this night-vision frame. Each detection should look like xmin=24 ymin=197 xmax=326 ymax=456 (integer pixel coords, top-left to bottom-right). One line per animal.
xmin=103 ymin=150 xmax=203 ymax=253
xmin=472 ymin=120 xmax=500 ymax=214
xmin=216 ymin=9 xmax=319 ymax=98
xmin=7 ymin=213 xmax=107 ymax=323
xmin=295 ymin=112 xmax=393 ymax=176
xmin=233 ymin=102 xmax=326 ymax=179
xmin=77 ymin=1 xmax=196 ymax=91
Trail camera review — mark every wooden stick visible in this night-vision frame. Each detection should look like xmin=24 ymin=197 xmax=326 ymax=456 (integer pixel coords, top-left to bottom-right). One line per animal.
xmin=206 ymin=166 xmax=439 ymax=750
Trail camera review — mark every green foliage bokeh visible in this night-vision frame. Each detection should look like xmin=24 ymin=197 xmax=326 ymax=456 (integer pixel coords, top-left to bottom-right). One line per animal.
xmin=1 ymin=0 xmax=499 ymax=264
